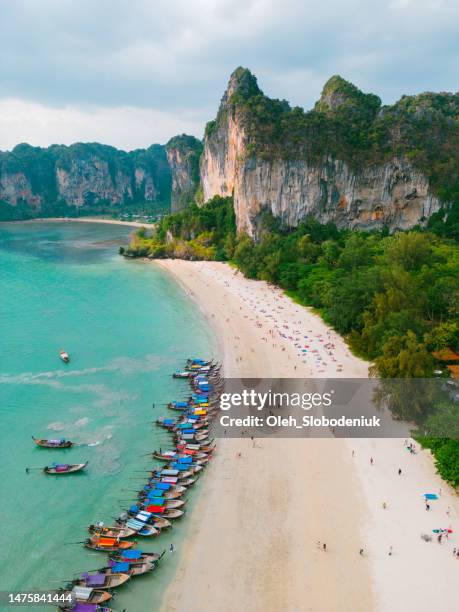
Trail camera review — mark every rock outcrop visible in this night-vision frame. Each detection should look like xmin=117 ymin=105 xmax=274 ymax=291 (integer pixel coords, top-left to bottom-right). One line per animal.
xmin=0 ymin=142 xmax=173 ymax=219
xmin=201 ymin=68 xmax=455 ymax=236
xmin=165 ymin=135 xmax=203 ymax=212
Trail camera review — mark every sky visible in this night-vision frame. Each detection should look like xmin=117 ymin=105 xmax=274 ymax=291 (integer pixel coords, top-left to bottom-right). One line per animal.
xmin=0 ymin=0 xmax=457 ymax=151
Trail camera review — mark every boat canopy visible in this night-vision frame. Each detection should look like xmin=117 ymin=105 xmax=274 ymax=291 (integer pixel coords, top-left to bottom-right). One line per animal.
xmin=72 ymin=586 xmax=93 ymax=600
xmin=122 ymin=550 xmax=142 ymax=559
xmin=129 ymin=505 xmax=139 ymax=513
xmin=96 ymin=537 xmax=116 ymax=546
xmin=83 ymin=573 xmax=106 ymax=587
xmin=48 ymin=438 xmax=65 ymax=444
xmin=127 ymin=519 xmax=146 ymax=531
xmin=146 ymin=489 xmax=165 ymax=499
xmin=154 ymin=482 xmax=171 ymax=490
xmin=72 ymin=604 xmax=98 ymax=612
xmin=136 ymin=511 xmax=152 ymax=521
xmin=52 ymin=463 xmax=69 ymax=470
xmin=163 ymin=419 xmax=175 ymax=425
xmin=145 ymin=496 xmax=165 ymax=505
xmin=177 ymin=456 xmax=193 ymax=463
xmin=112 ymin=561 xmax=130 ymax=573
xmin=161 ymin=476 xmax=178 ymax=484
xmin=161 ymin=469 xmax=179 ymax=476
xmin=145 ymin=504 xmax=165 ymax=513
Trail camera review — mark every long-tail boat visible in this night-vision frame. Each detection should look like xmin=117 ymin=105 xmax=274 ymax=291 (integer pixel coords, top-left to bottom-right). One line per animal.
xmin=172 ymin=371 xmax=192 ymax=379
xmin=88 ymin=524 xmax=137 ymax=538
xmin=116 ymin=510 xmax=171 ymax=531
xmin=43 ymin=461 xmax=88 ymax=475
xmin=58 ymin=586 xmax=111 ymax=605
xmin=32 ymin=436 xmax=74 ymax=448
xmin=72 ymin=571 xmax=130 ymax=589
xmin=84 ymin=536 xmax=134 ymax=552
xmin=102 ymin=558 xmax=157 ymax=577
xmin=109 ymin=549 xmax=163 ymax=565
xmin=59 ymin=350 xmax=70 ymax=363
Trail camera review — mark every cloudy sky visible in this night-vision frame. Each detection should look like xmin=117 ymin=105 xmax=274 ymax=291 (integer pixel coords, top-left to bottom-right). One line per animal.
xmin=0 ymin=0 xmax=457 ymax=151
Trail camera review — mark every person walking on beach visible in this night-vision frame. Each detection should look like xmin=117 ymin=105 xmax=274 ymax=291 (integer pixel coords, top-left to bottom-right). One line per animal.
xmin=398 ymin=468 xmax=402 ymax=475
xmin=389 ymin=546 xmax=393 ymax=556
xmin=322 ymin=543 xmax=326 ymax=552
xmin=359 ymin=548 xmax=364 ymax=556
xmin=170 ymin=543 xmax=174 ymax=553
xmin=370 ymin=457 xmax=374 ymax=465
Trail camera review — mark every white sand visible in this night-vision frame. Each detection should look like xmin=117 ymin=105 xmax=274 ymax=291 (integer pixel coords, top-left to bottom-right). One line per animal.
xmin=157 ymin=260 xmax=458 ymax=612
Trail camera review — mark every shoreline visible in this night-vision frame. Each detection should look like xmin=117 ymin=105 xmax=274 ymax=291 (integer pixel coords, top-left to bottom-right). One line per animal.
xmin=156 ymin=259 xmax=374 ymax=612
xmin=1 ymin=217 xmax=151 ymax=228
xmin=154 ymin=259 xmax=459 ymax=612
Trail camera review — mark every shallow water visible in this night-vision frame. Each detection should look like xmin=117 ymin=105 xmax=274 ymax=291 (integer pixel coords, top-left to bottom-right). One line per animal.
xmin=0 ymin=222 xmax=215 ymax=611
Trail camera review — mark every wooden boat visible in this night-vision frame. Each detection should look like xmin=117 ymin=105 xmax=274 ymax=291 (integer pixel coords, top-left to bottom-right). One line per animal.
xmin=161 ymin=487 xmax=186 ymax=500
xmin=109 ymin=549 xmax=163 ymax=564
xmin=143 ymin=498 xmax=186 ymax=510
xmin=173 ymin=371 xmax=191 ymax=379
xmin=136 ymin=524 xmax=158 ymax=536
xmin=179 ymin=477 xmax=198 ymax=486
xmin=43 ymin=461 xmax=88 ymax=475
xmin=159 ymin=508 xmax=184 ymax=519
xmin=103 ymin=559 xmax=156 ymax=577
xmin=59 ymin=586 xmax=111 ymax=604
xmin=138 ymin=515 xmax=171 ymax=529
xmin=59 ymin=350 xmax=70 ymax=363
xmin=165 ymin=499 xmax=185 ymax=509
xmin=151 ymin=468 xmax=190 ymax=481
xmin=152 ymin=451 xmax=180 ymax=461
xmin=178 ymin=442 xmax=216 ymax=453
xmin=73 ymin=571 xmax=130 ymax=589
xmin=147 ymin=478 xmax=195 ymax=493
xmin=140 ymin=488 xmax=184 ymax=502
xmin=88 ymin=524 xmax=137 ymax=538
xmin=84 ymin=536 xmax=134 ymax=552
xmin=168 ymin=402 xmax=190 ymax=411
xmin=32 ymin=436 xmax=73 ymax=448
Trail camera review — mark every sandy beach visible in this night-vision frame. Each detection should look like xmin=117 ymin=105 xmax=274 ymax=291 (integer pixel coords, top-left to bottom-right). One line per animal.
xmin=157 ymin=260 xmax=458 ymax=612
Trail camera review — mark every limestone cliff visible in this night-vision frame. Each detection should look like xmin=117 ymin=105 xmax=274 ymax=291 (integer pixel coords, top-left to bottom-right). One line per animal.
xmin=0 ymin=142 xmax=173 ymax=219
xmin=165 ymin=135 xmax=203 ymax=212
xmin=201 ymin=68 xmax=457 ymax=235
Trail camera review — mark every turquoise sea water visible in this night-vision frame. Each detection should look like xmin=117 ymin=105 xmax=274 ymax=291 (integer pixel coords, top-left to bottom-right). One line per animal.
xmin=0 ymin=222 xmax=215 ymax=611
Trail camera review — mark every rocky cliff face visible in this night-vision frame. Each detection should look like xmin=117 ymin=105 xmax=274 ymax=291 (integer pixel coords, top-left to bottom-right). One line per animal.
xmin=0 ymin=142 xmax=174 ymax=219
xmin=165 ymin=135 xmax=203 ymax=212
xmin=201 ymin=68 xmax=455 ymax=236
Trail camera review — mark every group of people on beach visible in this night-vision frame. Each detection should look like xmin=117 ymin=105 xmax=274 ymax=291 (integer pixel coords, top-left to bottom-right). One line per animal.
xmin=208 ymin=267 xmax=351 ymax=376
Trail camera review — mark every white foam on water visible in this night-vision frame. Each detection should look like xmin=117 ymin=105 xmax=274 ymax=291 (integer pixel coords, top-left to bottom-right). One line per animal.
xmin=46 ymin=421 xmax=65 ymax=431
xmin=74 ymin=417 xmax=89 ymax=428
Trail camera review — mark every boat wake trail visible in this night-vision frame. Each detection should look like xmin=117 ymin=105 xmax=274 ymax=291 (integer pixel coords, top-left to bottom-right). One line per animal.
xmin=0 ymin=354 xmax=170 ymax=386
